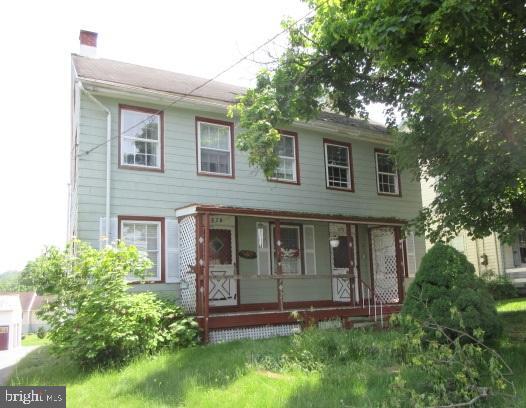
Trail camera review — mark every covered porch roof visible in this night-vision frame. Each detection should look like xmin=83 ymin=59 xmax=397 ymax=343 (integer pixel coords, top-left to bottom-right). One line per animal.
xmin=175 ymin=203 xmax=407 ymax=226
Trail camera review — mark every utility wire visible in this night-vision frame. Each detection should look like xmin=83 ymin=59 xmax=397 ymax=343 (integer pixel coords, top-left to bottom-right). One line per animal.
xmin=79 ymin=4 xmax=323 ymax=158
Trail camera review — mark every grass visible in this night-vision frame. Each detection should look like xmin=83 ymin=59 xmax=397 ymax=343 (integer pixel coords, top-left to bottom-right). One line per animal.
xmin=496 ymin=298 xmax=526 ymax=405
xmin=9 ymin=330 xmax=400 ymax=407
xmin=8 ymin=299 xmax=526 ymax=407
xmin=21 ymin=333 xmax=51 ymax=347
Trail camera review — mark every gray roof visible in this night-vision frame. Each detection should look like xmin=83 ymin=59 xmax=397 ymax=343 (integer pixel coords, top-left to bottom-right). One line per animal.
xmin=72 ymin=54 xmax=387 ymax=133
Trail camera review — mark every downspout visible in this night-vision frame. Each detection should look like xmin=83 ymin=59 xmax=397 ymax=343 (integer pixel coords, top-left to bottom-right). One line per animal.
xmin=78 ymin=81 xmax=112 ymax=240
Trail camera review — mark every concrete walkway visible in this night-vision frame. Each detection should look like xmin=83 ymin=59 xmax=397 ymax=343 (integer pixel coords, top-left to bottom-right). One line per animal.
xmin=0 ymin=346 xmax=38 ymax=385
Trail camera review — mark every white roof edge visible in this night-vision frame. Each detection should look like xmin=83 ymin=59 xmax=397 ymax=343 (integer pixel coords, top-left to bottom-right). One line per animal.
xmin=175 ymin=205 xmax=198 ymax=218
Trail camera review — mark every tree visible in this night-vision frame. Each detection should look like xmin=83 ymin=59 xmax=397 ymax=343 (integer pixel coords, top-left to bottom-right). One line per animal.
xmin=23 ymin=241 xmax=199 ymax=368
xmin=229 ymin=0 xmax=526 ymax=242
xmin=402 ymin=243 xmax=502 ymax=344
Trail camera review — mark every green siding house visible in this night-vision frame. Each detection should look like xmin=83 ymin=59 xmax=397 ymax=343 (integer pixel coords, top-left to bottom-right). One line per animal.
xmin=69 ymin=31 xmax=426 ymax=342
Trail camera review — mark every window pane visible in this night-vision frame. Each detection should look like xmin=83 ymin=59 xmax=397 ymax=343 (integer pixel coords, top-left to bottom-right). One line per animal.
xmin=146 ymin=154 xmax=157 ymax=167
xmin=122 ymin=223 xmax=135 ymax=242
xmin=379 ymin=173 xmax=396 ymax=193
xmin=274 ymin=157 xmax=295 ymax=180
xmin=147 ymin=225 xmax=158 ymax=250
xmin=333 ymin=236 xmax=349 ymax=268
xmin=200 ymin=123 xmax=230 ymax=150
xmin=280 ymin=227 xmax=299 ymax=250
xmin=377 ymin=153 xmax=395 ymax=173
xmin=121 ymin=109 xmax=161 ymax=168
xmin=276 ymin=135 xmax=294 ymax=157
xmin=328 ymin=166 xmax=348 ymax=188
xmin=122 ymin=221 xmax=160 ymax=279
xmin=201 ymin=149 xmax=230 ymax=174
xmin=122 ymin=110 xmax=159 ymax=141
xmin=145 ymin=252 xmax=159 ymax=277
xmin=327 ymin=145 xmax=348 ymax=167
xmin=209 ymin=229 xmax=232 ymax=265
xmin=274 ymin=226 xmax=301 ymax=275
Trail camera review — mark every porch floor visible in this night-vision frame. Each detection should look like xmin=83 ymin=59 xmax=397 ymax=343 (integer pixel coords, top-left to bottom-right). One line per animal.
xmin=201 ymin=303 xmax=403 ymax=330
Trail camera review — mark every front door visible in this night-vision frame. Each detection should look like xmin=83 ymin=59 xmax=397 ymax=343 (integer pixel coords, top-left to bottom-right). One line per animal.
xmin=208 ymin=226 xmax=237 ymax=307
xmin=371 ymin=227 xmax=399 ymax=303
xmin=330 ymin=224 xmax=359 ymax=303
xmin=271 ymin=225 xmax=302 ymax=275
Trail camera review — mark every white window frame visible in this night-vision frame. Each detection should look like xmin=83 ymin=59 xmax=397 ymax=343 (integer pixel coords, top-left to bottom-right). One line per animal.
xmin=324 ymin=142 xmax=352 ymax=190
xmin=120 ymin=219 xmax=162 ymax=281
xmin=120 ymin=107 xmax=162 ymax=169
xmin=197 ymin=119 xmax=233 ymax=176
xmin=270 ymin=224 xmax=302 ymax=275
xmin=272 ymin=133 xmax=297 ymax=183
xmin=375 ymin=151 xmax=400 ymax=195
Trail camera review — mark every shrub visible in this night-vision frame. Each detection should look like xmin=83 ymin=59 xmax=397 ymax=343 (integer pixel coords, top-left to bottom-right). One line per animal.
xmin=23 ymin=240 xmax=199 ymax=368
xmin=36 ymin=327 xmax=46 ymax=339
xmin=391 ymin=316 xmax=513 ymax=407
xmin=484 ymin=275 xmax=518 ymax=300
xmin=401 ymin=243 xmax=502 ymax=344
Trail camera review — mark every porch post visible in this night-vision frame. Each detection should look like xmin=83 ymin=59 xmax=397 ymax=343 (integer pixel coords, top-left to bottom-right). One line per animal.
xmin=346 ymin=224 xmax=355 ymax=305
xmin=203 ymin=213 xmax=211 ymax=342
xmin=394 ymin=226 xmax=405 ymax=303
xmin=275 ymin=219 xmax=284 ymax=311
xmin=195 ymin=214 xmax=203 ymax=319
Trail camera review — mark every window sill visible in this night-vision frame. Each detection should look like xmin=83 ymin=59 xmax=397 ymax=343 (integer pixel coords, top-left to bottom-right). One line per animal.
xmin=268 ymin=178 xmax=300 ymax=185
xmin=127 ymin=279 xmax=165 ymax=285
xmin=377 ymin=192 xmax=401 ymax=197
xmin=197 ymin=171 xmax=235 ymax=179
xmin=119 ymin=164 xmax=164 ymax=173
xmin=326 ymin=186 xmax=354 ymax=193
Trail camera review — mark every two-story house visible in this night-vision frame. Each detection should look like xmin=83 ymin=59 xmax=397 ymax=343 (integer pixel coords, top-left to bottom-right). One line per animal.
xmin=69 ymin=30 xmax=426 ymax=342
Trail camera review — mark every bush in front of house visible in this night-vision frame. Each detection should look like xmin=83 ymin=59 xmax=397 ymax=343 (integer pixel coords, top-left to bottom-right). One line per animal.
xmin=36 ymin=327 xmax=46 ymax=339
xmin=401 ymin=243 xmax=502 ymax=344
xmin=23 ymin=240 xmax=199 ymax=369
xmin=482 ymin=273 xmax=518 ymax=300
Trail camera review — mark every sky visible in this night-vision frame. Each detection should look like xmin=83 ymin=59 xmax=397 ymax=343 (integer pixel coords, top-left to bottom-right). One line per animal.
xmin=0 ymin=0 xmax=387 ymax=274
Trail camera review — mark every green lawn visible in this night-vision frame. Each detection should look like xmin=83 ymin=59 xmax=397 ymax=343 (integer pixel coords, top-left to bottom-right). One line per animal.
xmin=8 ymin=299 xmax=526 ymax=407
xmin=21 ymin=333 xmax=51 ymax=347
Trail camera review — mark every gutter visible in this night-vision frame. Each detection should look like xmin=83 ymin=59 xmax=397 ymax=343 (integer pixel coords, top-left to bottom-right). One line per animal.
xmin=77 ymin=80 xmax=112 ymax=240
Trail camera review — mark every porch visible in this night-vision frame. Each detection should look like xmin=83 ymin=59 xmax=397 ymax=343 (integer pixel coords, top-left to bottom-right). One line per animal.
xmin=175 ymin=205 xmax=414 ymax=342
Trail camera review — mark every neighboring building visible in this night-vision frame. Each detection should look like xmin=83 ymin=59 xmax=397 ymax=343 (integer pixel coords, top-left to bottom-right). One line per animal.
xmin=0 ymin=292 xmax=48 ymax=334
xmin=0 ymin=296 xmax=22 ymax=351
xmin=421 ymin=178 xmax=526 ymax=288
xmin=69 ymin=30 xmax=426 ymax=342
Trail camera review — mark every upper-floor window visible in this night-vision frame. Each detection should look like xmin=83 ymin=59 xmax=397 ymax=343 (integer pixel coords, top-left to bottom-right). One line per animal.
xmin=120 ymin=217 xmax=164 ymax=281
xmin=196 ymin=117 xmax=234 ymax=177
xmin=272 ymin=132 xmax=299 ymax=184
xmin=120 ymin=105 xmax=163 ymax=171
xmin=375 ymin=150 xmax=400 ymax=195
xmin=324 ymin=139 xmax=354 ymax=191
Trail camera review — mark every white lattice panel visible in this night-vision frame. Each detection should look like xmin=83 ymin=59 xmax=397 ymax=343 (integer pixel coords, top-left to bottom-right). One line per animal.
xmin=209 ymin=324 xmax=301 ymax=343
xmin=318 ymin=319 xmax=342 ymax=330
xmin=371 ymin=227 xmax=399 ymax=303
xmin=179 ymin=215 xmax=196 ymax=313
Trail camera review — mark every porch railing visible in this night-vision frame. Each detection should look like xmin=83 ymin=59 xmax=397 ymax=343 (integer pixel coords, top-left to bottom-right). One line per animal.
xmin=358 ymin=278 xmax=385 ymax=327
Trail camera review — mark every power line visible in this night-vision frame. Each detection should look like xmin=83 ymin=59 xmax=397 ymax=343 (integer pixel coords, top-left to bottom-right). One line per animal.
xmin=79 ymin=5 xmax=322 ymax=158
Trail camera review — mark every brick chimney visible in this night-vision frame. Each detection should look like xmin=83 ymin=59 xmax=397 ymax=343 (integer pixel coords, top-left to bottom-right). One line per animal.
xmin=79 ymin=30 xmax=98 ymax=57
